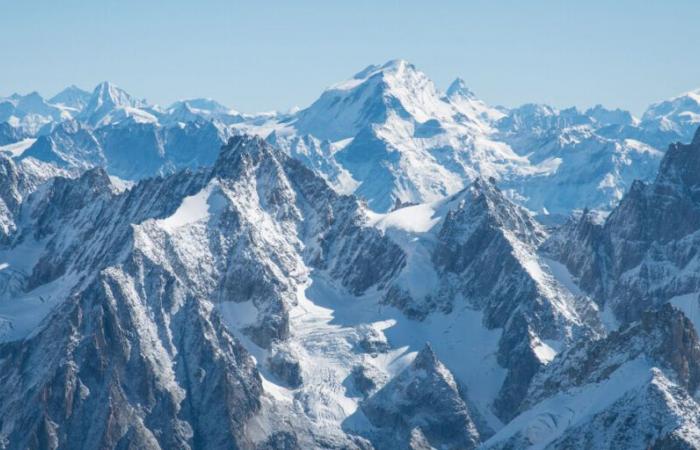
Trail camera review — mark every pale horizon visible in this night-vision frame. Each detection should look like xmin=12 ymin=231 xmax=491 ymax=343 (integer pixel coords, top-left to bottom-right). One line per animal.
xmin=2 ymin=0 xmax=700 ymax=115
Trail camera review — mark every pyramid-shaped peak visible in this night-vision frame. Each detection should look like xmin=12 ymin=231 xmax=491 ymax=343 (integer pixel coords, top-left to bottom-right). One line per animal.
xmin=446 ymin=78 xmax=476 ymax=99
xmin=655 ymin=125 xmax=700 ymax=188
xmin=78 ymin=81 xmax=152 ymax=126
xmin=91 ymin=81 xmax=140 ymax=107
xmin=412 ymin=342 xmax=440 ymax=370
xmin=49 ymin=85 xmax=91 ymax=109
xmin=52 ymin=85 xmax=88 ymax=96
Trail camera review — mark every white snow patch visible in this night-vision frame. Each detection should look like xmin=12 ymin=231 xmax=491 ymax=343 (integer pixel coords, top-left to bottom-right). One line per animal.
xmin=218 ymin=300 xmax=258 ymax=329
xmin=373 ymin=201 xmax=442 ymax=233
xmin=670 ymin=293 xmax=700 ymax=334
xmin=0 ymin=273 xmax=79 ymax=343
xmin=484 ymin=357 xmax=654 ymax=449
xmin=541 ymin=257 xmax=583 ymax=297
xmin=157 ymin=182 xmax=225 ymax=232
xmin=0 ymin=138 xmax=36 ymax=157
xmin=108 ymin=175 xmax=134 ymax=193
xmin=300 ymin=274 xmax=505 ymax=430
xmin=532 ymin=340 xmax=557 ymax=364
xmin=600 ymin=303 xmax=619 ymax=331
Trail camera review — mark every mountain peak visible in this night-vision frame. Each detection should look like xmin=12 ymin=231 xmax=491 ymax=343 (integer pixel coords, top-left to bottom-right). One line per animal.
xmin=656 ymin=125 xmax=700 ymax=188
xmin=91 ymin=81 xmax=139 ymax=107
xmin=79 ymin=81 xmax=153 ymax=126
xmin=412 ymin=342 xmax=439 ymax=370
xmin=352 ymin=59 xmax=413 ymax=80
xmin=378 ymin=58 xmax=412 ymax=71
xmin=49 ymin=85 xmax=91 ymax=110
xmin=15 ymin=92 xmax=50 ymax=111
xmin=296 ymin=59 xmax=450 ymax=140
xmin=446 ymin=77 xmax=475 ymax=100
xmin=213 ymin=134 xmax=278 ymax=179
xmin=640 ymin=89 xmax=700 ymax=143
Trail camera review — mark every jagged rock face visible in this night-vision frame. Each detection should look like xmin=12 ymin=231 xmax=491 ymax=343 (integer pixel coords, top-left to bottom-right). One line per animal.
xmin=22 ymin=121 xmax=104 ymax=169
xmin=6 ymin=71 xmax=700 ymax=448
xmin=0 ymin=122 xmax=23 ymax=146
xmin=524 ymin=304 xmax=700 ymax=408
xmin=0 ymin=157 xmax=26 ymax=239
xmin=543 ymin=374 xmax=700 ymax=450
xmin=585 ymin=104 xmax=637 ymax=127
xmin=268 ymin=133 xmax=356 ymax=196
xmin=0 ymin=268 xmax=263 ymax=450
xmin=0 ymin=135 xmax=406 ymax=448
xmin=430 ymin=181 xmax=567 ymax=414
xmin=0 ymin=154 xmax=64 ymax=243
xmin=546 ymin=127 xmax=700 ymax=322
xmin=540 ymin=209 xmax=607 ymax=296
xmin=207 ymin=136 xmax=403 ymax=344
xmin=490 ymin=371 xmax=700 ymax=450
xmin=485 ymin=305 xmax=700 ymax=450
xmin=0 ymin=167 xmax=262 ymax=449
xmin=432 ymin=180 xmax=546 ymax=324
xmin=358 ymin=345 xmax=481 ymax=450
xmin=376 ymin=179 xmax=600 ymax=423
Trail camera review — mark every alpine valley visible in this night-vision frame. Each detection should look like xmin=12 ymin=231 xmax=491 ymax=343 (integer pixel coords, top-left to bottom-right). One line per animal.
xmin=2 ymin=60 xmax=700 ymax=449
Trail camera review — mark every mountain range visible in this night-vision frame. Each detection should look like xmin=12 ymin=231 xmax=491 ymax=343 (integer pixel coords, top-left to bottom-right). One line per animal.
xmin=2 ymin=60 xmax=700 ymax=449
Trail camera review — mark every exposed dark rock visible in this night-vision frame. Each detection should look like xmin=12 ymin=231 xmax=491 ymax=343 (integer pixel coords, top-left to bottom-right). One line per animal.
xmin=359 ymin=344 xmax=481 ymax=450
xmin=267 ymin=348 xmax=303 ymax=388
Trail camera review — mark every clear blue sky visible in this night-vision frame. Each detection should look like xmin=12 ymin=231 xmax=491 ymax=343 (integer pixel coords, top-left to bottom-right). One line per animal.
xmin=2 ymin=0 xmax=699 ymax=115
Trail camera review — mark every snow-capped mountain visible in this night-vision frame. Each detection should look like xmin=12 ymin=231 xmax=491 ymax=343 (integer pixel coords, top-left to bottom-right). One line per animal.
xmin=0 ymin=92 xmax=70 ymax=135
xmin=0 ymin=152 xmax=68 ymax=243
xmin=368 ymin=178 xmax=602 ymax=426
xmin=496 ymin=104 xmax=664 ymax=216
xmin=283 ymin=59 xmax=526 ymax=212
xmin=445 ymin=78 xmax=506 ymax=125
xmin=20 ymin=119 xmax=229 ymax=180
xmin=545 ymin=126 xmax=700 ymax=324
xmin=585 ymin=104 xmax=638 ymax=127
xmin=165 ymin=98 xmax=242 ymax=125
xmin=357 ymin=343 xmax=482 ymax=449
xmin=1 ymin=61 xmax=696 ymax=217
xmin=4 ymin=61 xmax=700 ymax=449
xmin=639 ymin=88 xmax=700 ymax=147
xmin=485 ymin=304 xmax=700 ymax=449
xmin=0 ymin=136 xmax=405 ymax=448
xmin=48 ymin=85 xmax=91 ymax=112
xmin=78 ymin=81 xmax=158 ymax=127
xmin=241 ymin=61 xmax=692 ymax=216
xmin=0 ymin=135 xmax=603 ymax=449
